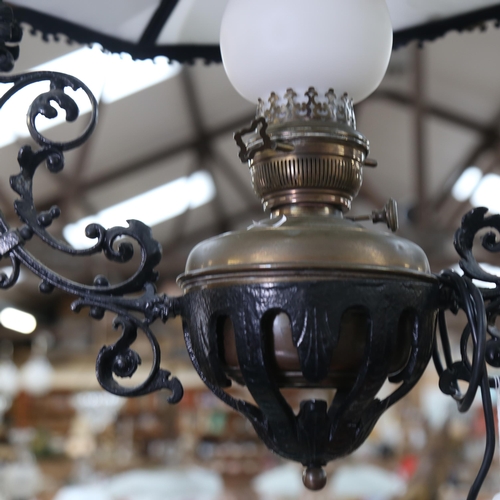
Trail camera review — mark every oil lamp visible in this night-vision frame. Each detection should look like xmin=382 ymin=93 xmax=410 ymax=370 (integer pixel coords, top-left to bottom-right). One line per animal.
xmin=178 ymin=0 xmax=438 ymax=490
xmin=1 ymin=1 xmax=500 ymax=498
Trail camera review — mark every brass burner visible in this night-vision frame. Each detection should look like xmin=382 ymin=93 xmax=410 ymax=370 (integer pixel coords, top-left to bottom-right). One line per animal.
xmin=235 ymin=88 xmax=370 ymax=213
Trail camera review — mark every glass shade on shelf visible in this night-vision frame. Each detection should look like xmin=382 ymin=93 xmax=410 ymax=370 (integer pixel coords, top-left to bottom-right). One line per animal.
xmin=70 ymin=391 xmax=125 ymax=434
xmin=20 ymin=355 xmax=53 ymax=397
xmin=220 ymin=0 xmax=393 ymax=104
xmin=0 ymin=359 xmax=19 ymax=399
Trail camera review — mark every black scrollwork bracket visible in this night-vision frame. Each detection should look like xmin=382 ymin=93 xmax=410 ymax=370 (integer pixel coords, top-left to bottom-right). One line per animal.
xmin=0 ymin=1 xmax=22 ymax=73
xmin=435 ymin=207 xmax=500 ymax=500
xmin=0 ymin=45 xmax=183 ymax=402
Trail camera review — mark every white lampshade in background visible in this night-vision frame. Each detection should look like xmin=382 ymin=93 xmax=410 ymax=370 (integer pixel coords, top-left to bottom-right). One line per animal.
xmin=71 ymin=391 xmax=125 ymax=435
xmin=18 ymin=332 xmax=55 ymax=397
xmin=0 ymin=355 xmax=19 ymax=423
xmin=220 ymin=0 xmax=393 ymax=104
xmin=0 ymin=341 xmax=19 ymax=420
xmin=20 ymin=355 xmax=54 ymax=397
xmin=0 ymin=359 xmax=19 ymax=399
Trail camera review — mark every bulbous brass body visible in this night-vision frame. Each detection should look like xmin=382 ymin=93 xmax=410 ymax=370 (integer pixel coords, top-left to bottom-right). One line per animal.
xmin=180 ymin=212 xmax=431 ymax=290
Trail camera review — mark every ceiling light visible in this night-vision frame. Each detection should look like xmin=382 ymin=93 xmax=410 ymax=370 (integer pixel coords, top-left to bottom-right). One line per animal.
xmin=63 ymin=170 xmax=216 ymax=249
xmin=0 ymin=45 xmax=181 ymax=148
xmin=451 ymin=166 xmax=483 ymax=202
xmin=471 ymin=173 xmax=500 ymax=213
xmin=0 ymin=307 xmax=37 ymax=334
xmin=100 ymin=53 xmax=181 ymax=103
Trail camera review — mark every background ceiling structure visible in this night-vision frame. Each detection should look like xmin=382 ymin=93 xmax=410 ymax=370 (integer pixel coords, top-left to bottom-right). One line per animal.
xmin=1 ymin=2 xmax=500 ymax=343
xmin=6 ymin=0 xmax=500 ymax=58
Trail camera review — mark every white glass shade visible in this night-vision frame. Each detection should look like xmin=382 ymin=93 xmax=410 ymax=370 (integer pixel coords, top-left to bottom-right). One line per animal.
xmin=0 ymin=359 xmax=19 ymax=398
xmin=71 ymin=391 xmax=125 ymax=434
xmin=20 ymin=355 xmax=54 ymax=397
xmin=220 ymin=0 xmax=393 ymax=104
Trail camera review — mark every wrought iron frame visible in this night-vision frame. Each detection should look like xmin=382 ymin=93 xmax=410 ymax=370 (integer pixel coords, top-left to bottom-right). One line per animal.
xmin=7 ymin=1 xmax=500 ymax=59
xmin=2 ymin=4 xmax=500 ymax=498
xmin=182 ymin=279 xmax=438 ymax=470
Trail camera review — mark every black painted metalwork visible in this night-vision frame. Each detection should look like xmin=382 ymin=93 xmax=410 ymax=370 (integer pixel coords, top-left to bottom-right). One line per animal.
xmin=393 ymin=5 xmax=500 ymax=50
xmin=0 ymin=54 xmax=440 ymax=475
xmin=181 ymin=279 xmax=438 ymax=468
xmin=8 ymin=1 xmax=500 ymax=61
xmin=9 ymin=4 xmax=222 ymax=64
xmin=0 ymin=64 xmax=183 ymax=402
xmin=435 ymin=207 xmax=500 ymax=500
xmin=139 ymin=0 xmax=180 ymax=46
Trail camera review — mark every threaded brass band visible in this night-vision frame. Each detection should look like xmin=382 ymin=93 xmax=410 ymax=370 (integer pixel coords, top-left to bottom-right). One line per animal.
xmin=262 ymin=189 xmax=352 ymax=212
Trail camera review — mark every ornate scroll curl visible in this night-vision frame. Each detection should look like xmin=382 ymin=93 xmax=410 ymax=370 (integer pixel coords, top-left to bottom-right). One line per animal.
xmin=0 ymin=67 xmax=183 ymax=402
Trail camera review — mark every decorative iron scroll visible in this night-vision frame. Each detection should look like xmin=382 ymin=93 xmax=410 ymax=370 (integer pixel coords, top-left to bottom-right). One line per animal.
xmin=0 ymin=68 xmax=183 ymax=403
xmin=435 ymin=207 xmax=500 ymax=500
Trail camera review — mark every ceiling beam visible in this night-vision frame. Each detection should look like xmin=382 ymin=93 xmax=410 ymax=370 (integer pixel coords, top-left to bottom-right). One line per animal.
xmin=432 ymin=134 xmax=498 ymax=212
xmin=139 ymin=0 xmax=180 ymax=45
xmin=41 ymin=113 xmax=255 ymax=210
xmin=414 ymin=45 xmax=428 ymax=227
xmin=373 ymin=89 xmax=498 ymax=139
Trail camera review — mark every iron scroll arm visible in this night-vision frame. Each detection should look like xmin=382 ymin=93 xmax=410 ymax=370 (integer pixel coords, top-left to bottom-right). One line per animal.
xmin=0 ymin=68 xmax=184 ymax=403
xmin=435 ymin=207 xmax=500 ymax=500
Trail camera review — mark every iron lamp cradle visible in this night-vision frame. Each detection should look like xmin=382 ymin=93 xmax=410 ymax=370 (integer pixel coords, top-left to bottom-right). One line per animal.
xmin=2 ymin=7 xmax=500 ymax=500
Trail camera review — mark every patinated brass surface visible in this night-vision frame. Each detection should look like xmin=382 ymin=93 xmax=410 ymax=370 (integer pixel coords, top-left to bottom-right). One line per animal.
xmin=178 ymin=214 xmax=433 ymax=291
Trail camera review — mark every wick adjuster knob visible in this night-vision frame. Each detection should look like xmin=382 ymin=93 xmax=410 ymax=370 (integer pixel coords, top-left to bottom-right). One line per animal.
xmin=349 ymin=198 xmax=399 ymax=233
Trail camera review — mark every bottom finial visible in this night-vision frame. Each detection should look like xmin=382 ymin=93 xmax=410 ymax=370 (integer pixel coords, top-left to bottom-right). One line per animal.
xmin=303 ymin=465 xmax=327 ymax=491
